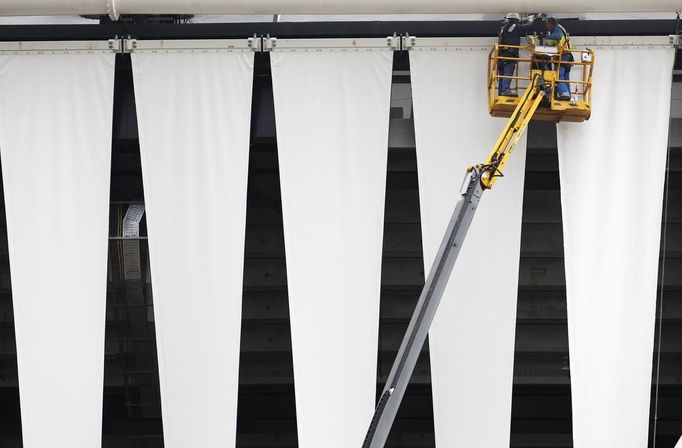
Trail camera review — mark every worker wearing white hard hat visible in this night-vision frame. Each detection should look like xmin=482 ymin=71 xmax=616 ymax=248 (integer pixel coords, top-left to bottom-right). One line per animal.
xmin=497 ymin=13 xmax=536 ymax=96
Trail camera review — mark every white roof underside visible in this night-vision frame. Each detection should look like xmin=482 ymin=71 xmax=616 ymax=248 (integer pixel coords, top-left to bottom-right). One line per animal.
xmin=0 ymin=12 xmax=678 ymax=25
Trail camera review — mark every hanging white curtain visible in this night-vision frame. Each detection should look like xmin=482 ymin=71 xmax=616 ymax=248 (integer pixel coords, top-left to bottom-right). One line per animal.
xmin=556 ymin=37 xmax=675 ymax=448
xmin=270 ymin=45 xmax=393 ymax=448
xmin=0 ymin=51 xmax=114 ymax=448
xmin=132 ymin=47 xmax=254 ymax=448
xmin=410 ymin=38 xmax=527 ymax=448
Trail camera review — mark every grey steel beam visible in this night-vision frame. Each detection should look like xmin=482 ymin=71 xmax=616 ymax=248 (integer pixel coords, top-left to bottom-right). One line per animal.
xmin=362 ymin=169 xmax=484 ymax=448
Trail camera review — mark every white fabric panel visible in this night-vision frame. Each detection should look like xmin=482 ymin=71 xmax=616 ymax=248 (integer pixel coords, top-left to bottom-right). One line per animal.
xmin=410 ymin=41 xmax=527 ymax=448
xmin=0 ymin=53 xmax=114 ymax=448
xmin=271 ymin=49 xmax=392 ymax=448
xmin=557 ymin=45 xmax=675 ymax=448
xmin=132 ymin=51 xmax=253 ymax=448
xmin=676 ymin=436 xmax=682 ymax=448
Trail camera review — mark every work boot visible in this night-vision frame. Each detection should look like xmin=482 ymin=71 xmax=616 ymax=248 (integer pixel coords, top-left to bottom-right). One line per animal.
xmin=500 ymin=90 xmax=517 ymax=97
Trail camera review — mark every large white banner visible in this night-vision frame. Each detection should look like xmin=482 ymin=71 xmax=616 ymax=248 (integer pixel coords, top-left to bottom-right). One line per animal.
xmin=0 ymin=52 xmax=114 ymax=448
xmin=410 ymin=39 xmax=527 ymax=448
xmin=557 ymin=38 xmax=675 ymax=448
xmin=270 ymin=46 xmax=393 ymax=448
xmin=132 ymin=48 xmax=254 ymax=448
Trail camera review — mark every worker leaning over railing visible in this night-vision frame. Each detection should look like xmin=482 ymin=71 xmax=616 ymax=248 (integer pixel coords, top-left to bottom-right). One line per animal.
xmin=497 ymin=12 xmax=537 ymax=96
xmin=543 ymin=16 xmax=573 ymax=100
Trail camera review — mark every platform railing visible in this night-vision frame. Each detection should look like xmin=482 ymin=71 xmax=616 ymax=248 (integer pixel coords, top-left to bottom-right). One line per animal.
xmin=488 ymin=43 xmax=594 ymax=110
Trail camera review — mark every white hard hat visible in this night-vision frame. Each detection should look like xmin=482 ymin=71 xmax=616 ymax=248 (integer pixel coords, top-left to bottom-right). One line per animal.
xmin=505 ymin=13 xmax=521 ymax=20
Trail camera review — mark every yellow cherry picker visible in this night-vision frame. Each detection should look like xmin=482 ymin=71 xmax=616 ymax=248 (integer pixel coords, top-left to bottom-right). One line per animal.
xmin=361 ymin=35 xmax=594 ymax=448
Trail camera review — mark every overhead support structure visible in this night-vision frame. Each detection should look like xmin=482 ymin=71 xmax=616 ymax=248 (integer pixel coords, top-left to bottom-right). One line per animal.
xmin=0 ymin=37 xmax=403 ymax=55
xmin=0 ymin=0 xmax=681 ymax=17
xmin=0 ymin=35 xmax=674 ymax=57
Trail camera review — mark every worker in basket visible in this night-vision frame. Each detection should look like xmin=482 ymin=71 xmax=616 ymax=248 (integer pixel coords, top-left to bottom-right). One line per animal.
xmin=543 ymin=16 xmax=573 ymax=100
xmin=497 ymin=12 xmax=537 ymax=96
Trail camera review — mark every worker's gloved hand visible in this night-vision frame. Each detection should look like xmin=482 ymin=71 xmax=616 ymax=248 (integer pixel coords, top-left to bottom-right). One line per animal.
xmin=523 ymin=14 xmax=536 ymax=23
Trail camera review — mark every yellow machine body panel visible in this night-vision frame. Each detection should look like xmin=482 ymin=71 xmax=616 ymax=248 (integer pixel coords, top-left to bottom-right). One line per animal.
xmin=479 ymin=36 xmax=595 ymax=190
xmin=488 ymin=37 xmax=594 ymax=123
